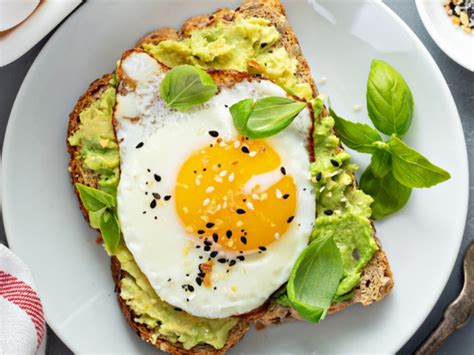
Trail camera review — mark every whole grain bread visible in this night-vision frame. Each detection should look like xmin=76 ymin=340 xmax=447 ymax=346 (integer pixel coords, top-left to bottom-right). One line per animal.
xmin=67 ymin=0 xmax=393 ymax=353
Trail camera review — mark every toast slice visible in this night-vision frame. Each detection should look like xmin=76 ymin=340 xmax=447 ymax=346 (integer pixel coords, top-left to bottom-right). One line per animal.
xmin=67 ymin=0 xmax=393 ymax=353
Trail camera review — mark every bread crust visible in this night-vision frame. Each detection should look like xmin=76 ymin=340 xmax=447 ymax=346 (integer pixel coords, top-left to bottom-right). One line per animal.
xmin=67 ymin=0 xmax=393 ymax=353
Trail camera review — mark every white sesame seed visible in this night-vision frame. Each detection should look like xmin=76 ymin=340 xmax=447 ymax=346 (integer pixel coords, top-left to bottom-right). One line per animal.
xmin=203 ymin=198 xmax=211 ymax=206
xmin=214 ymin=175 xmax=223 ymax=183
xmin=223 ymin=201 xmax=228 ymax=209
xmin=246 ymin=201 xmax=255 ymax=210
xmin=201 ymin=150 xmax=206 ymax=154
xmin=219 ymin=170 xmax=227 ymax=177
xmin=320 ymin=186 xmax=325 ymax=192
xmin=276 ymin=189 xmax=282 ymax=199
xmin=252 ymin=193 xmax=259 ymax=200
xmin=341 ymin=197 xmax=347 ymax=202
xmin=233 ymin=141 xmax=241 ymax=148
xmin=274 ymin=232 xmax=280 ymax=240
xmin=249 ymin=151 xmax=257 ymax=157
xmin=195 ymin=178 xmax=201 ymax=186
xmin=219 ymin=141 xmax=226 ymax=147
xmin=236 ymin=220 xmax=244 ymax=227
xmin=206 ymin=186 xmax=215 ymax=193
xmin=353 ymin=104 xmax=363 ymax=112
xmin=228 ymin=172 xmax=235 ymax=182
xmin=319 ymin=76 xmax=327 ymax=84
xmin=260 ymin=192 xmax=268 ymax=200
xmin=182 ymin=207 xmax=189 ymax=214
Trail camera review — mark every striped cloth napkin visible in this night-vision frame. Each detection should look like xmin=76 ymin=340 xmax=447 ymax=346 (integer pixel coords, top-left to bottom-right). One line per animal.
xmin=0 ymin=244 xmax=46 ymax=354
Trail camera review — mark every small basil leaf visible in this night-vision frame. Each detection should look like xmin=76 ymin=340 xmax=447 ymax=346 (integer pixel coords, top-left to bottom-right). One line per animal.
xmin=366 ymin=59 xmax=414 ymax=136
xmin=360 ymin=165 xmax=412 ymax=220
xmin=230 ymin=96 xmax=306 ymax=139
xmin=287 ymin=236 xmax=343 ymax=323
xmin=370 ymin=149 xmax=392 ymax=178
xmin=230 ymin=98 xmax=254 ymax=136
xmin=160 ymin=65 xmax=217 ymax=111
xmin=388 ymin=136 xmax=451 ymax=188
xmin=330 ymin=107 xmax=382 ymax=154
xmin=333 ymin=291 xmax=354 ymax=303
xmin=75 ymin=183 xmax=115 ymax=211
xmin=99 ymin=210 xmax=121 ymax=255
xmin=89 ymin=207 xmax=107 ymax=229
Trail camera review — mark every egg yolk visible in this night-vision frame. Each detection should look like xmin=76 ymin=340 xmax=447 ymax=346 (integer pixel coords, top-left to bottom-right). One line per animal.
xmin=175 ymin=135 xmax=297 ymax=253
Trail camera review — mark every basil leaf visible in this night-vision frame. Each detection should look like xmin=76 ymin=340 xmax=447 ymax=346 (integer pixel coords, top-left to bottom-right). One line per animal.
xmin=230 ymin=96 xmax=306 ymax=139
xmin=75 ymin=183 xmax=115 ymax=211
xmin=89 ymin=207 xmax=107 ymax=229
xmin=360 ymin=165 xmax=412 ymax=220
xmin=287 ymin=236 xmax=343 ymax=323
xmin=160 ymin=65 xmax=217 ymax=111
xmin=99 ymin=210 xmax=121 ymax=254
xmin=330 ymin=107 xmax=382 ymax=154
xmin=366 ymin=59 xmax=414 ymax=136
xmin=388 ymin=136 xmax=451 ymax=188
xmin=370 ymin=149 xmax=392 ymax=178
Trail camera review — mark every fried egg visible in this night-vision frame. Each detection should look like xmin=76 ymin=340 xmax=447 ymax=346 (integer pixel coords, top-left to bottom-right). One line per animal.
xmin=114 ymin=51 xmax=315 ymax=318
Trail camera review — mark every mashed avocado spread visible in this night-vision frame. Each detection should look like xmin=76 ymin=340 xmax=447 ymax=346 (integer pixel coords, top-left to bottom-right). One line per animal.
xmin=70 ymin=17 xmax=377 ymax=349
xmin=143 ymin=18 xmax=313 ymax=99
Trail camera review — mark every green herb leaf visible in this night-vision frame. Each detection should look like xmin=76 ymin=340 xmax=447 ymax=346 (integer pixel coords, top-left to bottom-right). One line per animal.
xmin=366 ymin=59 xmax=414 ymax=136
xmin=388 ymin=136 xmax=451 ymax=188
xmin=230 ymin=96 xmax=306 ymax=139
xmin=75 ymin=183 xmax=115 ymax=211
xmin=360 ymin=165 xmax=412 ymax=220
xmin=89 ymin=207 xmax=107 ymax=229
xmin=330 ymin=107 xmax=382 ymax=154
xmin=160 ymin=65 xmax=217 ymax=111
xmin=99 ymin=210 xmax=121 ymax=254
xmin=370 ymin=149 xmax=392 ymax=178
xmin=287 ymin=236 xmax=343 ymax=323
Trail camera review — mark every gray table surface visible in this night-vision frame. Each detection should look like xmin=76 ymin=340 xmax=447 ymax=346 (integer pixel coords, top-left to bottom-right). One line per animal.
xmin=0 ymin=0 xmax=473 ymax=354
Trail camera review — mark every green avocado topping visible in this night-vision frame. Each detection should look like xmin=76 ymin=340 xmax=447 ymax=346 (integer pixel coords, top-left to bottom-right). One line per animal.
xmin=70 ymin=17 xmax=379 ymax=348
xmin=143 ymin=17 xmax=312 ymax=99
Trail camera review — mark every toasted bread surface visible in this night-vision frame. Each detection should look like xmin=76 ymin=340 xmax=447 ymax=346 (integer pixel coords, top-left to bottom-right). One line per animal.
xmin=68 ymin=0 xmax=393 ymax=353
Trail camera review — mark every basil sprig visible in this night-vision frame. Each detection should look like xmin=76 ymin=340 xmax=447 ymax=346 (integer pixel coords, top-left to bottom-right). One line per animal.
xmin=160 ymin=65 xmax=217 ymax=111
xmin=75 ymin=183 xmax=121 ymax=254
xmin=367 ymin=59 xmax=414 ymax=136
xmin=230 ymin=96 xmax=306 ymax=139
xmin=332 ymin=59 xmax=450 ymax=220
xmin=286 ymin=236 xmax=343 ymax=322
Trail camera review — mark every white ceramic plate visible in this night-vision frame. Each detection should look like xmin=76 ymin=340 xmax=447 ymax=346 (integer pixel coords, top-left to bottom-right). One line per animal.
xmin=416 ymin=0 xmax=474 ymax=72
xmin=3 ymin=1 xmax=469 ymax=353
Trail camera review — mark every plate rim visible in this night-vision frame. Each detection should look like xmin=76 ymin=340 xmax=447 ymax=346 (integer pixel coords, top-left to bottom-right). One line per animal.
xmin=2 ymin=0 xmax=469 ymax=353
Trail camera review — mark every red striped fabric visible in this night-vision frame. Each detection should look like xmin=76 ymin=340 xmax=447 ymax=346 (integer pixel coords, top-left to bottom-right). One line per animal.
xmin=0 ymin=271 xmax=45 ymax=348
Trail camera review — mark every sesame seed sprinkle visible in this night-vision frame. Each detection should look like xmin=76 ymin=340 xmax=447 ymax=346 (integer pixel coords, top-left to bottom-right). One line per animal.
xmin=280 ymin=167 xmax=287 ymax=175
xmin=164 ymin=195 xmax=172 ymax=201
xmin=330 ymin=159 xmax=340 ymax=167
xmin=236 ymin=208 xmax=246 ymax=215
xmin=150 ymin=200 xmax=157 ymax=209
xmin=154 ymin=174 xmax=161 ymax=182
xmin=258 ymin=246 xmax=267 ymax=251
xmin=206 ymin=222 xmax=215 ymax=228
xmin=249 ymin=151 xmax=257 ymax=157
xmin=287 ymin=216 xmax=294 ymax=223
xmin=241 ymin=146 xmax=250 ymax=154
xmin=152 ymin=192 xmax=161 ymax=200
xmin=208 ymin=130 xmax=219 ymax=137
xmin=135 ymin=142 xmax=144 ymax=149
xmin=206 ymin=186 xmax=215 ymax=193
xmin=240 ymin=236 xmax=247 ymax=244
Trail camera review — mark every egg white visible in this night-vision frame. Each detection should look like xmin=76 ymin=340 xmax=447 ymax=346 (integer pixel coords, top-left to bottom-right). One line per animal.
xmin=114 ymin=51 xmax=315 ymax=318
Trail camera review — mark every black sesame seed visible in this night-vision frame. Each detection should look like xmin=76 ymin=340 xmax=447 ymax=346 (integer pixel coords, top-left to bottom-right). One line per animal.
xmin=226 ymin=230 xmax=232 ymax=238
xmin=147 ymin=169 xmax=151 ymax=172
xmin=168 ymin=278 xmax=172 ymax=282
xmin=199 ymin=256 xmax=203 ymax=259
xmin=224 ymin=104 xmax=229 ymax=108
xmin=210 ymin=251 xmax=218 ymax=258
xmin=316 ymin=172 xmax=322 ymax=181
xmin=174 ymin=307 xmax=182 ymax=311
xmin=196 ymin=245 xmax=201 ymax=249
xmin=236 ymin=208 xmax=246 ymax=215
xmin=258 ymin=246 xmax=267 ymax=251
xmin=213 ymin=286 xmax=217 ymax=290
xmin=206 ymin=222 xmax=215 ymax=228
xmin=152 ymin=192 xmax=161 ymax=200
xmin=324 ymin=209 xmax=333 ymax=216
xmin=186 ymin=273 xmax=190 ymax=277
xmin=197 ymin=229 xmax=205 ymax=235
xmin=240 ymin=236 xmax=247 ymax=244
xmin=154 ymin=216 xmax=157 ymax=220
xmin=208 ymin=130 xmax=219 ymax=137
xmin=164 ymin=195 xmax=172 ymax=201
xmin=218 ymin=258 xmax=227 ymax=264
xmin=237 ymin=255 xmax=245 ymax=261
xmin=150 ymin=199 xmax=157 ymax=209
xmin=204 ymin=239 xmax=212 ymax=246
xmin=154 ymin=174 xmax=161 ymax=182
xmin=241 ymin=146 xmax=250 ymax=154
xmin=186 ymin=298 xmax=189 ymax=302
xmin=287 ymin=216 xmax=294 ymax=223
xmin=198 ymin=272 xmax=205 ymax=278
xmin=188 ymin=285 xmax=195 ymax=292
xmin=260 ymin=42 xmax=268 ymax=48
xmin=283 ymin=194 xmax=290 ymax=199
xmin=229 ymin=260 xmax=236 ymax=267
xmin=204 ymin=245 xmax=211 ymax=252
xmin=142 ymin=211 xmax=146 ymax=214
xmin=330 ymin=159 xmax=340 ymax=167
xmin=280 ymin=166 xmax=287 ymax=175
xmin=196 ymin=277 xmax=202 ymax=286
xmin=135 ymin=142 xmax=144 ymax=149
xmin=212 ymin=233 xmax=219 ymax=242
